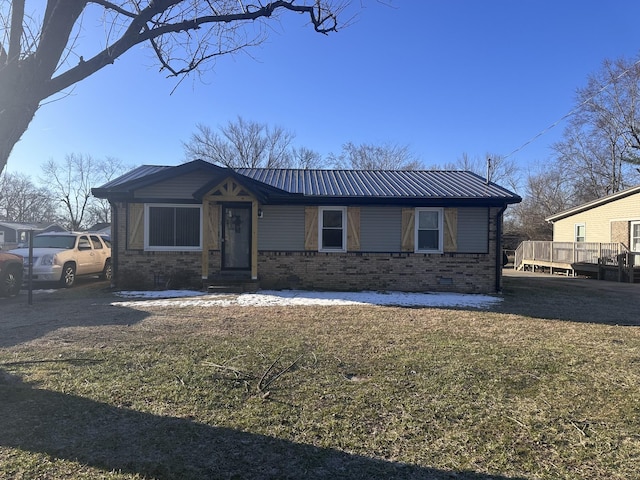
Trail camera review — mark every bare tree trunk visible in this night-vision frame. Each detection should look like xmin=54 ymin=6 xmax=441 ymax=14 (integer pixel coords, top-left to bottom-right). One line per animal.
xmin=0 ymin=70 xmax=40 ymax=172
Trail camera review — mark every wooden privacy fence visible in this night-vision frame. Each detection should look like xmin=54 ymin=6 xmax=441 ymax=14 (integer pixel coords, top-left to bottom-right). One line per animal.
xmin=514 ymin=241 xmax=627 ymax=273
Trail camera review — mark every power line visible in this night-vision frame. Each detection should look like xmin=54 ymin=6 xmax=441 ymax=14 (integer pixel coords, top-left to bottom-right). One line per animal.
xmin=504 ymin=57 xmax=640 ymax=161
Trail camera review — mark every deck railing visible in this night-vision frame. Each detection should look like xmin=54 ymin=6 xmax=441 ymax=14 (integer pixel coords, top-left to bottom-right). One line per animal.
xmin=514 ymin=241 xmax=627 ymax=270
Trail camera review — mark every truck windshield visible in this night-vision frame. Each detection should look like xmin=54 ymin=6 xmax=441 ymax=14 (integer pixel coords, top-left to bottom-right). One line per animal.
xmin=32 ymin=235 xmax=75 ymax=249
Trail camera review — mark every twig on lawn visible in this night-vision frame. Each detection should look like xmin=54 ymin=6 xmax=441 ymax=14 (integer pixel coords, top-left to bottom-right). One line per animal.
xmin=506 ymin=415 xmax=529 ymax=430
xmin=257 ymin=352 xmax=283 ymax=393
xmin=202 ymin=361 xmax=248 ymax=379
xmin=257 ymin=353 xmax=305 ymax=396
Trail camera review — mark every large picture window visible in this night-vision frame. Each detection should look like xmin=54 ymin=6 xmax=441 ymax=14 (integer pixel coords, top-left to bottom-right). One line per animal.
xmin=318 ymin=206 xmax=347 ymax=252
xmin=415 ymin=208 xmax=443 ymax=253
xmin=145 ymin=204 xmax=202 ymax=251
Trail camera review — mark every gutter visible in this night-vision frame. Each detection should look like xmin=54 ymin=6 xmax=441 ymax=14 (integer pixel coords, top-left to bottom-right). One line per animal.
xmin=495 ymin=204 xmax=507 ymax=293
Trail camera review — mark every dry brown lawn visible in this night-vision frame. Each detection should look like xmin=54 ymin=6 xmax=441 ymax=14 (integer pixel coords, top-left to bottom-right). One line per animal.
xmin=1 ymin=271 xmax=639 ymax=479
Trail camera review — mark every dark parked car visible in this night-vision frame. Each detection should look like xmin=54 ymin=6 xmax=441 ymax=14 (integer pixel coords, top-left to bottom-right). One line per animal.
xmin=0 ymin=251 xmax=23 ymax=297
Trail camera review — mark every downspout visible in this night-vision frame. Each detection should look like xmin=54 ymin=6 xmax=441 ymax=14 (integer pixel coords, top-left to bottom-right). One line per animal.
xmin=495 ymin=204 xmax=507 ymax=293
xmin=110 ymin=201 xmax=118 ymax=289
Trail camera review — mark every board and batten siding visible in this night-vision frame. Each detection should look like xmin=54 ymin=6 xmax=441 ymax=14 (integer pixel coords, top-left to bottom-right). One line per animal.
xmin=258 ymin=205 xmax=305 ymax=250
xmin=134 ymin=172 xmax=211 ymax=200
xmin=360 ymin=207 xmax=402 ymax=252
xmin=457 ymin=208 xmax=489 ymax=253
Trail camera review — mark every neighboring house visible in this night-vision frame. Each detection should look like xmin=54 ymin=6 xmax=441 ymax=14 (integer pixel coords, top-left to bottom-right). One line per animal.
xmin=546 ymin=185 xmax=640 ymax=250
xmin=0 ymin=221 xmax=65 ymax=249
xmin=88 ymin=222 xmax=111 ymax=236
xmin=92 ymin=160 xmax=521 ymax=293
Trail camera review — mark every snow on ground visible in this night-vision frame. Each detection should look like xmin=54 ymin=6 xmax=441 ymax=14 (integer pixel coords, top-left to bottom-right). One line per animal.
xmin=112 ymin=289 xmax=502 ymax=309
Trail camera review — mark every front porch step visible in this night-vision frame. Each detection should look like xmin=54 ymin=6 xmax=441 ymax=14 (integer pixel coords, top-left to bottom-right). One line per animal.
xmin=203 ymin=273 xmax=259 ymax=293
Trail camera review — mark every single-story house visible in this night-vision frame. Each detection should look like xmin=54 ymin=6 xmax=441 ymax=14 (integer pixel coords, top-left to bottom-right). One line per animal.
xmin=92 ymin=160 xmax=521 ymax=293
xmin=0 ymin=221 xmax=65 ymax=249
xmin=88 ymin=222 xmax=112 ymax=236
xmin=546 ymin=185 xmax=640 ymax=250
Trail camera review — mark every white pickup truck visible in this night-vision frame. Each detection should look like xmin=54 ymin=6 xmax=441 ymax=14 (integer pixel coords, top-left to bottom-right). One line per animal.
xmin=10 ymin=232 xmax=112 ymax=288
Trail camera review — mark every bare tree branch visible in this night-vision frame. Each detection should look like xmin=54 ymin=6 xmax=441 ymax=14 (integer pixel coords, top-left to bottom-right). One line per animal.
xmin=0 ymin=0 xmax=348 ymax=174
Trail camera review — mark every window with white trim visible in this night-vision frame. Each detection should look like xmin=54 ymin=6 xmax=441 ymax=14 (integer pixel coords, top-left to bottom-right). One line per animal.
xmin=631 ymin=222 xmax=640 ymax=251
xmin=318 ymin=206 xmax=347 ymax=252
xmin=575 ymin=223 xmax=586 ymax=242
xmin=145 ymin=204 xmax=202 ymax=251
xmin=415 ymin=208 xmax=443 ymax=253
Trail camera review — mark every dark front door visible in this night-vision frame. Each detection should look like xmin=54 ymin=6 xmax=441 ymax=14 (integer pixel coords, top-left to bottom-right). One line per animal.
xmin=222 ymin=204 xmax=251 ymax=270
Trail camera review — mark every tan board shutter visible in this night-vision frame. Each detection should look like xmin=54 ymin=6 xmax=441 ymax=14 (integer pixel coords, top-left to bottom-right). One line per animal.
xmin=304 ymin=206 xmax=318 ymax=251
xmin=128 ymin=203 xmax=144 ymax=249
xmin=347 ymin=207 xmax=361 ymax=251
xmin=206 ymin=202 xmax=220 ymax=250
xmin=401 ymin=208 xmax=415 ymax=252
xmin=444 ymin=208 xmax=458 ymax=252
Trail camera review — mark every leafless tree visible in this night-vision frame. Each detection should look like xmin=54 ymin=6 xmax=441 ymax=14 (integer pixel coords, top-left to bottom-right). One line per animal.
xmin=508 ymin=163 xmax=575 ymax=240
xmin=437 ymin=152 xmax=520 ymax=191
xmin=86 ymin=157 xmax=131 ymax=224
xmin=329 ymin=141 xmax=422 ymax=170
xmin=291 ymin=146 xmax=325 ymax=169
xmin=0 ymin=1 xmax=346 ymax=174
xmin=552 ymin=55 xmax=640 ymax=202
xmin=184 ymin=118 xmax=299 ymax=168
xmin=41 ymin=154 xmax=130 ymax=229
xmin=0 ymin=171 xmax=56 ymax=222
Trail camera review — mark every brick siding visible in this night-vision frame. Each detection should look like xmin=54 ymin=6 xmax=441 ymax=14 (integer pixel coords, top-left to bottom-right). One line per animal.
xmin=257 ymin=251 xmax=496 ymax=293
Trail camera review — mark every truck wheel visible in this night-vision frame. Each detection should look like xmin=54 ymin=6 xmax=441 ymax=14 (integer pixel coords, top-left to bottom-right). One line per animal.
xmin=0 ymin=267 xmax=22 ymax=297
xmin=100 ymin=260 xmax=112 ymax=280
xmin=60 ymin=263 xmax=76 ymax=288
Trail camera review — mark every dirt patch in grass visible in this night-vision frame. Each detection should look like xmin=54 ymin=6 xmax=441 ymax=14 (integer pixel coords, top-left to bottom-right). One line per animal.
xmin=1 ymin=274 xmax=640 ymax=479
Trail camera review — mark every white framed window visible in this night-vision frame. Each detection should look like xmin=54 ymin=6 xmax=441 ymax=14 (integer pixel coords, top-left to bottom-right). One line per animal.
xmin=631 ymin=221 xmax=640 ymax=251
xmin=318 ymin=206 xmax=347 ymax=252
xmin=575 ymin=223 xmax=586 ymax=242
xmin=415 ymin=208 xmax=443 ymax=253
xmin=144 ymin=204 xmax=202 ymax=251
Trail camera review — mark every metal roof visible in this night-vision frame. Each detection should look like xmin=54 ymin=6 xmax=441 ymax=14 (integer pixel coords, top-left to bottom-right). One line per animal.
xmin=237 ymin=168 xmax=518 ymax=200
xmin=93 ymin=160 xmax=521 ymax=204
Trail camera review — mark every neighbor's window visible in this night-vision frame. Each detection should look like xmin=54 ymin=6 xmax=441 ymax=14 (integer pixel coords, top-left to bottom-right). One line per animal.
xmin=145 ymin=204 xmax=202 ymax=251
xmin=575 ymin=224 xmax=586 ymax=243
xmin=318 ymin=207 xmax=347 ymax=252
xmin=632 ymin=222 xmax=640 ymax=251
xmin=415 ymin=208 xmax=443 ymax=253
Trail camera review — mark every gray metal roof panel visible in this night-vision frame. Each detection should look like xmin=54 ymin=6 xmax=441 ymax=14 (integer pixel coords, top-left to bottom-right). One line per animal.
xmin=237 ymin=168 xmax=518 ymax=200
xmin=94 ymin=161 xmax=520 ymax=203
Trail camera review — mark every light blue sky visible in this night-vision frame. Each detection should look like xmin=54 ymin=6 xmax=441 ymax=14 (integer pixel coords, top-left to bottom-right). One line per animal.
xmin=6 ymin=0 xmax=640 ymax=186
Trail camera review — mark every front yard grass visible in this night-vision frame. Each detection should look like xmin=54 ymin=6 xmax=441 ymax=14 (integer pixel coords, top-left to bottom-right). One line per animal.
xmin=1 ymin=279 xmax=640 ymax=479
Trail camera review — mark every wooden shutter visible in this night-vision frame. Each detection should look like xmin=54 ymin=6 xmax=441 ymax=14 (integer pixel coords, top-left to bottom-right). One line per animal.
xmin=304 ymin=206 xmax=318 ymax=251
xmin=128 ymin=203 xmax=144 ymax=249
xmin=347 ymin=207 xmax=361 ymax=251
xmin=401 ymin=208 xmax=415 ymax=252
xmin=444 ymin=208 xmax=458 ymax=252
xmin=206 ymin=202 xmax=220 ymax=250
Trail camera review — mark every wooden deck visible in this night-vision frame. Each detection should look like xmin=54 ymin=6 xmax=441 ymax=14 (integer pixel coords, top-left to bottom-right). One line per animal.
xmin=514 ymin=241 xmax=640 ymax=282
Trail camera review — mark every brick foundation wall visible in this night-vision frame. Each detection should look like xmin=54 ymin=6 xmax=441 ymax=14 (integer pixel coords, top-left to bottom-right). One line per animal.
xmin=257 ymin=251 xmax=496 ymax=293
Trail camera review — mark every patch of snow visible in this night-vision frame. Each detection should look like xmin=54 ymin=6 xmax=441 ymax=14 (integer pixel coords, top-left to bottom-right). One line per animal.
xmin=112 ymin=289 xmax=501 ymax=309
